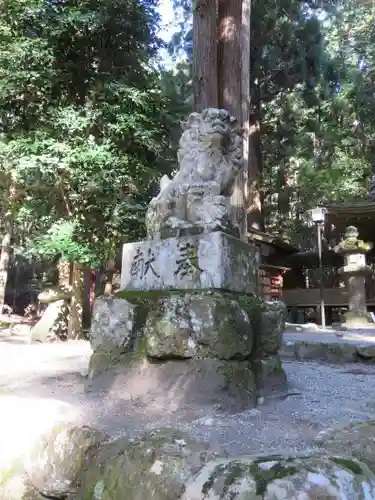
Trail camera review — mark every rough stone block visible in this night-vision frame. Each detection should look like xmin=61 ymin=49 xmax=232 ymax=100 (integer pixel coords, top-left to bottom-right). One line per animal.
xmin=121 ymin=231 xmax=259 ymax=295
xmin=294 ymin=340 xmax=358 ymax=363
xmin=144 ymin=292 xmax=253 ymax=360
xmin=31 ymin=299 xmax=68 ymax=342
xmin=357 ymin=345 xmax=375 ymax=359
xmin=259 ymin=300 xmax=287 ymax=355
xmin=252 ymin=354 xmax=287 ymax=397
xmin=90 ymin=296 xmax=144 ymax=351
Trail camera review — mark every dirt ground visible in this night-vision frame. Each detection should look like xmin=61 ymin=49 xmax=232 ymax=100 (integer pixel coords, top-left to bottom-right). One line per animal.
xmin=1 ymin=336 xmax=375 ymax=467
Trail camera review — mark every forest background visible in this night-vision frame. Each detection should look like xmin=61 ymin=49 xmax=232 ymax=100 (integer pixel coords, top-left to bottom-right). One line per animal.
xmin=0 ymin=0 xmax=373 ymax=334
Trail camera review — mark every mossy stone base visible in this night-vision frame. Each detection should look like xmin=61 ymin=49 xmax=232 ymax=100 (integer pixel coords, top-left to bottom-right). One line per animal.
xmin=86 ymin=356 xmax=256 ymax=412
xmin=88 ymin=291 xmax=287 ymax=403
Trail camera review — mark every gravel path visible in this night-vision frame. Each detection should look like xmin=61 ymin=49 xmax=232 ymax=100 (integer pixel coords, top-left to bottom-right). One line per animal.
xmin=1 ymin=338 xmax=375 ymax=465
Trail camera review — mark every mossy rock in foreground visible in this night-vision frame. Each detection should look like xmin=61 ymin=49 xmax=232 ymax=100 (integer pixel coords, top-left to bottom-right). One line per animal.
xmin=181 ymin=454 xmax=375 ymax=499
xmin=76 ymin=428 xmax=222 ymax=500
xmin=0 ymin=424 xmax=107 ymax=500
xmin=3 ymin=424 xmax=375 ymax=500
xmin=314 ymin=420 xmax=375 ymax=473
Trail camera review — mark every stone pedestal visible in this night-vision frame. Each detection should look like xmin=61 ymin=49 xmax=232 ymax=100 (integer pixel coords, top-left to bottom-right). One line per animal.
xmin=335 ymin=226 xmax=373 ymax=326
xmin=89 ymin=233 xmax=287 ymax=409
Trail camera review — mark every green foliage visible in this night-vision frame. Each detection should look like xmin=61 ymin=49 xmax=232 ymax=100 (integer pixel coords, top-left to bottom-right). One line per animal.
xmin=0 ymin=0 xmax=175 ymax=267
xmin=23 ymin=220 xmax=100 ymax=266
xmin=169 ymin=0 xmax=375 ymax=247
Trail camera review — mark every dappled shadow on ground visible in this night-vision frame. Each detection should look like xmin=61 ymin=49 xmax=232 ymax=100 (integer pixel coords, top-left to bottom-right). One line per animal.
xmin=2 ymin=341 xmax=375 ymax=457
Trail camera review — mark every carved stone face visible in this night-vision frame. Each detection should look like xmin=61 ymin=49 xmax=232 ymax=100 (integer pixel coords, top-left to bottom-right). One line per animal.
xmin=181 ymin=108 xmax=240 ymax=154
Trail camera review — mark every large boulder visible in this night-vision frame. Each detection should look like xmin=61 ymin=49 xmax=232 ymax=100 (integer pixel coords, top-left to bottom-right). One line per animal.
xmin=30 ymin=299 xmax=69 ymax=342
xmin=0 ymin=424 xmax=107 ymax=500
xmin=181 ymin=455 xmax=375 ymax=499
xmin=251 ymin=355 xmax=287 ymax=397
xmin=24 ymin=423 xmax=106 ymax=498
xmin=76 ymin=428 xmax=223 ymax=500
xmin=314 ymin=420 xmax=375 ymax=473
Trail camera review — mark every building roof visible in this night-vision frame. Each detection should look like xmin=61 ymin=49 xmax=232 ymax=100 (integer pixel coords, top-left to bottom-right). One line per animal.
xmin=325 ymin=201 xmax=375 ymax=242
xmin=247 ymin=229 xmax=299 ymax=254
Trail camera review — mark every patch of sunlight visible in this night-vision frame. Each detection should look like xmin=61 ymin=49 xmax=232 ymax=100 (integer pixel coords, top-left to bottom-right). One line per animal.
xmin=343 ymin=333 xmax=375 ymax=344
xmin=0 ymin=395 xmax=81 ymax=468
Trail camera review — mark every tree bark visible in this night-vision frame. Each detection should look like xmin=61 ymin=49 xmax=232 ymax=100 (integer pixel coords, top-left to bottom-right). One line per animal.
xmin=0 ymin=220 xmax=13 ymax=312
xmin=247 ymin=103 xmax=264 ymax=231
xmin=67 ymin=262 xmax=84 ymax=339
xmin=241 ymin=0 xmax=251 ymax=240
xmin=0 ymin=183 xmax=17 ymax=311
xmin=103 ymin=255 xmax=116 ymax=296
xmin=218 ymin=0 xmax=250 ymax=240
xmin=57 ymin=259 xmax=71 ymax=288
xmin=192 ymin=0 xmax=219 ymax=111
xmin=218 ymin=0 xmax=242 ymax=116
xmin=82 ymin=267 xmax=92 ymax=330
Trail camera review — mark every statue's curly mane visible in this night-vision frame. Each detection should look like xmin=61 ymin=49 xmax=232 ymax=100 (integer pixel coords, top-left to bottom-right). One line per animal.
xmin=145 ymin=108 xmax=244 ymax=238
xmin=177 ymin=108 xmax=243 ymax=179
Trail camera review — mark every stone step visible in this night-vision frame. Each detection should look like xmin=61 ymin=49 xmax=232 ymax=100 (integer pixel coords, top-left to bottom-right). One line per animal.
xmin=281 ymin=330 xmax=375 ymax=363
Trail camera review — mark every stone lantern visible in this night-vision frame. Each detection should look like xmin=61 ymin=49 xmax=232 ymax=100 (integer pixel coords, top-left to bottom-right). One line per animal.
xmin=335 ymin=226 xmax=373 ymax=325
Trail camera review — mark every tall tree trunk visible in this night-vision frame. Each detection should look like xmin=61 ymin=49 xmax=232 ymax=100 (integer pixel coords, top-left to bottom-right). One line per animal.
xmin=241 ymin=0 xmax=251 ymax=240
xmin=57 ymin=259 xmax=72 ymax=288
xmin=67 ymin=262 xmax=84 ymax=339
xmin=192 ymin=0 xmax=219 ymax=111
xmin=0 ymin=183 xmax=17 ymax=311
xmin=218 ymin=0 xmax=250 ymax=240
xmin=218 ymin=0 xmax=242 ymax=115
xmin=0 ymin=220 xmax=13 ymax=312
xmin=103 ymin=255 xmax=116 ymax=296
xmin=247 ymin=104 xmax=264 ymax=231
xmin=82 ymin=267 xmax=92 ymax=330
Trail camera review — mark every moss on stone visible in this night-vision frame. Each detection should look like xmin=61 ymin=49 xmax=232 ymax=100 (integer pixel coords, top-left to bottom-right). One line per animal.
xmin=217 ymin=361 xmax=254 ymax=391
xmin=249 ymin=461 xmax=298 ymax=495
xmin=88 ymin=347 xmax=132 ymax=376
xmin=201 ymin=457 xmax=300 ymax=498
xmin=201 ymin=464 xmax=226 ymax=495
xmin=331 ymin=457 xmax=364 ymax=475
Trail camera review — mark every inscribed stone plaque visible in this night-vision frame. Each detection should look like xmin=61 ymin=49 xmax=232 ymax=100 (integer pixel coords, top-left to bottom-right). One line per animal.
xmin=120 ymin=231 xmax=259 ymax=294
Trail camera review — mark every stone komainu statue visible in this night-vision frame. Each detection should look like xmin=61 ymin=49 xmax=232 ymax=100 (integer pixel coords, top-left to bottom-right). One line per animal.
xmin=146 ymin=108 xmax=244 ymax=239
